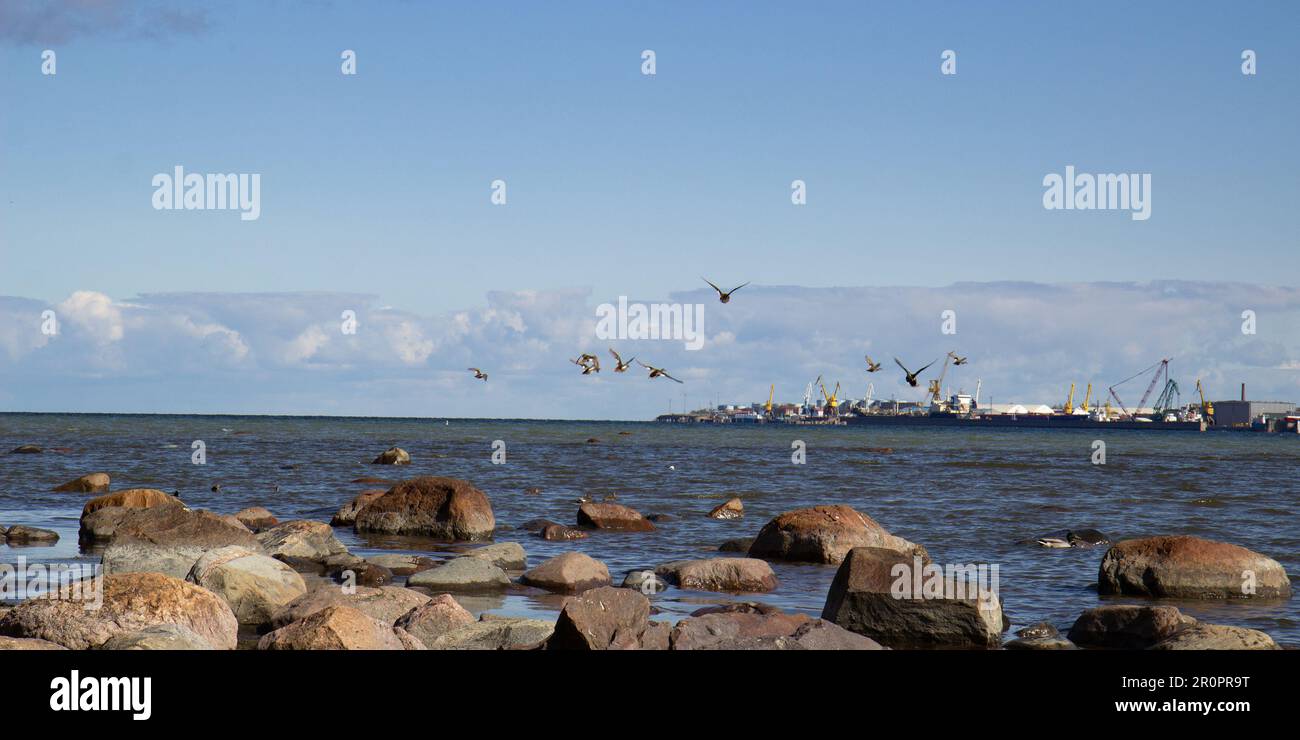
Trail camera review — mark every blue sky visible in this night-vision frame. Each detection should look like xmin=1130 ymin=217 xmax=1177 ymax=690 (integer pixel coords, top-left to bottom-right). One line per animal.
xmin=1 ymin=1 xmax=1297 ymax=417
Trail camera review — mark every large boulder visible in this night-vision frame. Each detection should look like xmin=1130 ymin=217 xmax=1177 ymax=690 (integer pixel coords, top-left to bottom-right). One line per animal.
xmin=393 ymin=594 xmax=475 ymax=648
xmin=406 ymin=557 xmax=511 ymax=592
xmin=102 ymin=542 xmax=207 ymax=579
xmin=1067 ymin=605 xmax=1198 ymax=649
xmin=821 ymin=547 xmax=1003 ymax=648
xmin=101 ymin=624 xmax=216 ymax=650
xmin=540 ymin=524 xmax=588 ymax=540
xmin=749 ymin=505 xmax=926 ymax=565
xmin=186 ymin=545 xmax=308 ymax=625
xmin=54 ymin=473 xmax=111 ymax=493
xmin=256 ymin=520 xmax=348 ymax=561
xmin=371 ymin=447 xmax=411 ymax=465
xmin=1098 ymin=535 xmax=1291 ymax=599
xmin=353 ymin=476 xmax=495 ymax=540
xmin=81 ymin=502 xmax=260 ymax=557
xmin=671 ymin=603 xmax=881 ymax=650
xmin=426 ymin=616 xmax=554 ymax=650
xmin=654 ymin=558 xmax=778 ymax=593
xmin=270 ymin=585 xmax=430 ymax=628
xmin=3 ymin=525 xmax=59 ymax=544
xmin=0 ymin=572 xmax=238 ymax=650
xmin=707 ymin=498 xmax=744 ymax=520
xmin=331 ymin=490 xmax=385 ymax=526
xmin=234 ymin=507 xmax=278 ymax=530
xmin=522 ymin=552 xmax=611 ymax=593
xmin=577 ymin=502 xmax=654 ymax=531
xmin=258 ymin=605 xmax=422 ymax=650
xmin=464 ymin=542 xmax=527 ymax=570
xmin=81 ymin=488 xmax=181 ymax=519
xmin=548 ymin=586 xmax=668 ymax=650
xmin=1149 ymin=623 xmax=1280 ymax=650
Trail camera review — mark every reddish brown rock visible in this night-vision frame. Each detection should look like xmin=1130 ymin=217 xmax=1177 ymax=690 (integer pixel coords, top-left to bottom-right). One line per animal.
xmin=576 ymin=502 xmax=654 ymax=532
xmin=394 ymin=594 xmax=475 ymax=648
xmin=256 ymin=520 xmax=348 ymax=560
xmin=654 ymin=558 xmax=778 ymax=593
xmin=354 ymin=476 xmax=495 ymax=540
xmin=522 ymin=552 xmax=610 ymax=593
xmin=540 ymin=524 xmax=588 ymax=541
xmin=0 ymin=572 xmax=238 ymax=650
xmin=82 ymin=503 xmax=262 ymax=553
xmin=81 ymin=488 xmax=181 ymax=519
xmin=270 ymin=585 xmax=429 ymax=628
xmin=330 ymin=490 xmax=385 ymax=526
xmin=707 ymin=497 xmax=744 ymax=520
xmin=234 ymin=507 xmax=278 ymax=530
xmin=53 ymin=473 xmax=111 ymax=493
xmin=1098 ymin=535 xmax=1291 ymax=599
xmin=671 ymin=603 xmax=881 ymax=650
xmin=749 ymin=505 xmax=925 ymax=565
xmin=257 ymin=605 xmax=422 ymax=650
xmin=548 ymin=586 xmax=666 ymax=650
xmin=1067 ymin=605 xmax=1198 ymax=649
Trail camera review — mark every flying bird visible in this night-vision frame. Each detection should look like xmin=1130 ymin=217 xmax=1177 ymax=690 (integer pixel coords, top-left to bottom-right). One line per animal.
xmin=638 ymin=360 xmax=684 ymax=383
xmin=702 ymin=277 xmax=749 ymax=304
xmin=864 ymin=355 xmax=882 ymax=373
xmin=570 ymin=356 xmax=599 ymax=375
xmin=948 ymin=351 xmax=968 ymax=365
xmin=468 ymin=368 xmax=488 ymax=381
xmin=609 ymin=348 xmax=635 ymax=372
xmin=894 ymin=357 xmax=936 ymax=387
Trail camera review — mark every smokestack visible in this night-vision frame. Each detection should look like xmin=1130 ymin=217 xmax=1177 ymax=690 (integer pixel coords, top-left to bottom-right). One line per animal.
xmin=1241 ymin=383 xmax=1246 ymax=401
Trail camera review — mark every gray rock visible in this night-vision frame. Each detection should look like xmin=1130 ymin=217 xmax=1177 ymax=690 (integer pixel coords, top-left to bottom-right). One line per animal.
xmin=393 ymin=594 xmax=475 ymax=648
xmin=101 ymin=624 xmax=215 ymax=650
xmin=621 ymin=569 xmax=669 ymax=595
xmin=428 ymin=617 xmax=554 ymax=650
xmin=407 ymin=557 xmax=510 ymax=592
xmin=365 ymin=554 xmax=437 ymax=576
xmin=1067 ymin=605 xmax=1197 ymax=649
xmin=256 ymin=520 xmax=348 ymax=561
xmin=463 ymin=542 xmax=527 ymax=570
xmin=3 ymin=525 xmax=59 ymax=544
xmin=1148 ymin=623 xmax=1279 ymax=650
xmin=187 ymin=545 xmax=308 ymax=626
xmin=102 ymin=542 xmax=206 ymax=580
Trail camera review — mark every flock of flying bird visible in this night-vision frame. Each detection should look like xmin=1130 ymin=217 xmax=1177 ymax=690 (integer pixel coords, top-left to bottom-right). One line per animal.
xmin=468 ymin=277 xmax=970 ymax=393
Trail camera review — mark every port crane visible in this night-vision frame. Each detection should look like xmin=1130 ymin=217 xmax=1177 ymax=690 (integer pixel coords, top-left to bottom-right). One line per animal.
xmin=1195 ymin=379 xmax=1214 ymax=424
xmin=927 ymin=354 xmax=953 ymax=405
xmin=1063 ymin=383 xmax=1076 ymax=415
xmin=1153 ymin=378 xmax=1181 ymax=418
xmin=819 ymin=378 xmax=841 ymax=415
xmin=764 ymin=384 xmax=775 ymax=417
xmin=1108 ymin=359 xmax=1170 ymax=420
xmin=1080 ymin=383 xmax=1092 ymax=413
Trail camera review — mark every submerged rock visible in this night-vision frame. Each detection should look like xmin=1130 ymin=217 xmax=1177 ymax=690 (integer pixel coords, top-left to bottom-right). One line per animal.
xmin=577 ymin=502 xmax=655 ymax=531
xmin=1098 ymin=535 xmax=1291 ymax=599
xmin=707 ymin=497 xmax=744 ymax=520
xmin=821 ymin=547 xmax=1003 ymax=648
xmin=540 ymin=524 xmax=587 ymax=541
xmin=3 ymin=525 xmax=59 ymax=544
xmin=371 ymin=447 xmax=411 ymax=465
xmin=749 ymin=505 xmax=926 ymax=565
xmin=10 ymin=445 xmax=42 ymax=454
xmin=522 ymin=552 xmax=610 ymax=593
xmin=654 ymin=558 xmax=778 ymax=593
xmin=718 ymin=538 xmax=755 ymax=553
xmin=53 ymin=473 xmax=111 ymax=493
xmin=0 ymin=572 xmax=238 ymax=650
xmin=1067 ymin=605 xmax=1197 ymax=649
xmin=258 ymin=605 xmax=422 ymax=650
xmin=353 ymin=476 xmax=495 ymax=540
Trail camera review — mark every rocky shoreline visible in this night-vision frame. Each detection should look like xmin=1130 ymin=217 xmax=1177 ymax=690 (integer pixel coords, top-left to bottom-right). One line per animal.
xmin=0 ymin=452 xmax=1292 ymax=650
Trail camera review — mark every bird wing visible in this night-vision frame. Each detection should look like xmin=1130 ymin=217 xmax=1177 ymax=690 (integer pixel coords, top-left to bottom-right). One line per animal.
xmin=915 ymin=359 xmax=938 ymax=375
xmin=662 ymin=371 xmax=684 ymax=384
xmin=637 ymin=359 xmax=653 ymax=369
xmin=609 ymin=348 xmax=622 ymax=364
xmin=894 ymin=357 xmax=911 ymax=374
xmin=702 ymin=277 xmax=724 ymax=295
xmin=728 ymin=281 xmax=750 ymax=294
xmin=468 ymin=368 xmax=480 ymax=373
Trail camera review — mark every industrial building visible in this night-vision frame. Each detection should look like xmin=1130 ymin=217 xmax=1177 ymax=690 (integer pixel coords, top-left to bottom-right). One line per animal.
xmin=1211 ymin=400 xmax=1297 ymax=428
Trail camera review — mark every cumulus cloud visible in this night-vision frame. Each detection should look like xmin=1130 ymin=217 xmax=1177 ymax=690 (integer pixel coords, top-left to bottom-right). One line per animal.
xmin=0 ymin=0 xmax=210 ymax=45
xmin=0 ymin=281 xmax=1296 ymax=417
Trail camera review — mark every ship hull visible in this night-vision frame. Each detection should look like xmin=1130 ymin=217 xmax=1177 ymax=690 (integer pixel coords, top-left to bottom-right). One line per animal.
xmin=840 ymin=414 xmax=1204 ymax=431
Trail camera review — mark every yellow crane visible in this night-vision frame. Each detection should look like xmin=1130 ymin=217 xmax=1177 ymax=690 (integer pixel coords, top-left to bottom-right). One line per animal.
xmin=1063 ymin=383 xmax=1076 ymax=415
xmin=1196 ymin=379 xmax=1214 ymax=422
xmin=1081 ymin=383 xmax=1092 ymax=413
xmin=764 ymin=384 xmax=775 ymax=416
xmin=819 ymin=379 xmax=841 ymax=415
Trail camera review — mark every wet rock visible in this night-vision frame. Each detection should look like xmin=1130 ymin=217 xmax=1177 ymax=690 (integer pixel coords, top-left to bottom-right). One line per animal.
xmin=540 ymin=524 xmax=588 ymax=540
xmin=749 ymin=505 xmax=926 ymax=565
xmin=331 ymin=490 xmax=385 ymax=527
xmin=1149 ymin=623 xmax=1279 ymax=650
xmin=234 ymin=507 xmax=278 ymax=531
xmin=1005 ymin=635 xmax=1078 ymax=650
xmin=406 ymin=557 xmax=511 ymax=592
xmin=645 ymin=513 xmax=673 ymax=522
xmin=1098 ymin=535 xmax=1291 ymax=599
xmin=0 ymin=636 xmax=67 ymax=650
xmin=3 ymin=525 xmax=59 ymax=544
xmin=394 ymin=594 xmax=475 ymax=648
xmin=621 ymin=569 xmax=669 ymax=595
xmin=576 ymin=502 xmax=654 ymax=531
xmin=331 ymin=562 xmax=394 ymax=587
xmin=187 ymin=545 xmax=308 ymax=626
xmin=258 ymin=605 xmax=421 ymax=650
xmin=548 ymin=586 xmax=667 ymax=650
xmin=353 ymin=476 xmax=495 ymax=541
xmin=256 ymin=520 xmax=348 ymax=561
xmin=102 ymin=542 xmax=206 ymax=579
xmin=1016 ymin=621 xmax=1060 ymax=640
xmin=101 ymin=624 xmax=215 ymax=650
xmin=522 ymin=552 xmax=611 ymax=593
xmin=1067 ymin=605 xmax=1197 ymax=649
xmin=53 ymin=472 xmax=111 ymax=493
xmin=464 ymin=541 xmax=527 ymax=570
xmin=821 ymin=547 xmax=1003 ymax=649
xmin=654 ymin=558 xmax=778 ymax=593
xmin=0 ymin=572 xmax=238 ymax=650
xmin=371 ymin=447 xmax=411 ymax=465
xmin=518 ymin=518 xmax=560 ymax=532
xmin=718 ymin=537 xmax=755 ymax=553
xmin=270 ymin=585 xmax=429 ymax=629
xmin=82 ymin=505 xmax=263 ymax=561
xmin=427 ymin=616 xmax=554 ymax=650
xmin=707 ymin=497 xmax=744 ymax=520
xmin=365 ymin=554 xmax=437 ymax=576
xmin=273 ymin=555 xmax=327 ymax=575
xmin=81 ymin=488 xmax=182 ymax=521
xmin=10 ymin=445 xmax=42 ymax=454
xmin=671 ymin=603 xmax=882 ymax=650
